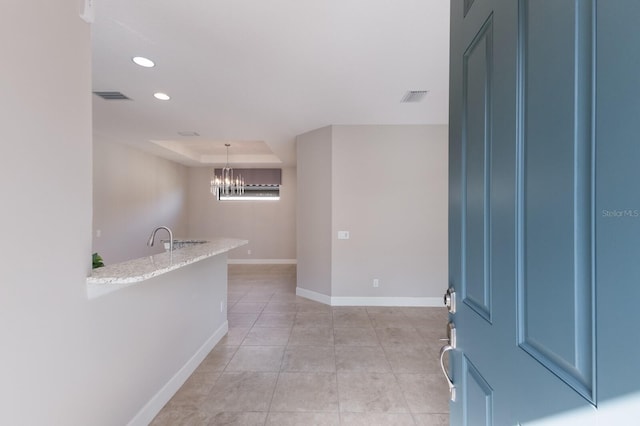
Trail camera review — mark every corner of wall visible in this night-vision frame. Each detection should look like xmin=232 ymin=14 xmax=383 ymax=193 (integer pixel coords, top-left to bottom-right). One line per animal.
xmin=296 ymin=126 xmax=333 ymax=298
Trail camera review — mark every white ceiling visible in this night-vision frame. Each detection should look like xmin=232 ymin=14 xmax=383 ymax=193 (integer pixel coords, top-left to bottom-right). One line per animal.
xmin=91 ymin=0 xmax=450 ymax=167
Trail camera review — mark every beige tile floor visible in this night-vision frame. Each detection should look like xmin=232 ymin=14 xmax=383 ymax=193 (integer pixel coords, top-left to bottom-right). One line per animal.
xmin=151 ymin=265 xmax=449 ymax=426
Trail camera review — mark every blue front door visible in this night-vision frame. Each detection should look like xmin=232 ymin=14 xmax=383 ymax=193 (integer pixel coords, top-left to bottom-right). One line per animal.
xmin=447 ymin=1 xmax=640 ymax=424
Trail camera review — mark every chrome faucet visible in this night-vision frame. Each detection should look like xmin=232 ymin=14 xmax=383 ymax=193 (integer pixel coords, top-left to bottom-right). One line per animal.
xmin=147 ymin=226 xmax=173 ymax=256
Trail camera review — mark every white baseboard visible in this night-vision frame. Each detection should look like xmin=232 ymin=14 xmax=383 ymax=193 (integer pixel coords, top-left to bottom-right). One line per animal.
xmin=295 ymin=287 xmax=443 ymax=307
xmin=296 ymin=287 xmax=332 ymax=305
xmin=127 ymin=321 xmax=229 ymax=426
xmin=331 ymin=296 xmax=443 ymax=307
xmin=228 ymin=259 xmax=297 ymax=265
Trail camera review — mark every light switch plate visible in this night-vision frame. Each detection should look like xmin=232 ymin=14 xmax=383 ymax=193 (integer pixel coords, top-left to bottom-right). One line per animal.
xmin=338 ymin=231 xmax=350 ymax=240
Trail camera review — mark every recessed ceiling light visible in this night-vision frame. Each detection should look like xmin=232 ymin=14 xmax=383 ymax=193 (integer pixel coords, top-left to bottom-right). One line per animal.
xmin=154 ymin=92 xmax=171 ymax=101
xmin=132 ymin=56 xmax=155 ymax=68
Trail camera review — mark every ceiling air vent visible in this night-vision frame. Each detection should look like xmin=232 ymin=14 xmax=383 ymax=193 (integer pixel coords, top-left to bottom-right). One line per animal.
xmin=401 ymin=90 xmax=429 ymax=103
xmin=93 ymin=91 xmax=131 ymax=100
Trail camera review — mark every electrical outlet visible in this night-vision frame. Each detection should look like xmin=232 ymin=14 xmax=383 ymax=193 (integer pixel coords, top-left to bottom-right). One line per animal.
xmin=95 ymin=229 xmax=101 ymax=238
xmin=220 ymin=301 xmax=225 ymax=313
xmin=373 ymin=278 xmax=380 ymax=288
xmin=247 ymin=249 xmax=252 ymax=255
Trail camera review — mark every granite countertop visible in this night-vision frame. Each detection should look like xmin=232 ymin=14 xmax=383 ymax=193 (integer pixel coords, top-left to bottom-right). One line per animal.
xmin=87 ymin=237 xmax=247 ymax=286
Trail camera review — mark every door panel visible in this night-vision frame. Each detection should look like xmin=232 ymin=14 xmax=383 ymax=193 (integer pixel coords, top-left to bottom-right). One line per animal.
xmin=462 ymin=15 xmax=493 ymax=322
xmin=516 ymin=0 xmax=595 ymax=402
xmin=464 ymin=356 xmax=494 ymax=426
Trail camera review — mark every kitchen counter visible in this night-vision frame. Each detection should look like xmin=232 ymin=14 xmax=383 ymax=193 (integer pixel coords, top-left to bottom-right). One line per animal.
xmin=86 ymin=237 xmax=247 ymax=298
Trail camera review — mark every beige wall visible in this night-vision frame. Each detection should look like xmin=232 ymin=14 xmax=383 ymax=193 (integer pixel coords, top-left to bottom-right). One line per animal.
xmin=1 ymin=1 xmax=93 ymax=422
xmin=93 ymin=134 xmax=189 ymax=264
xmin=331 ymin=125 xmax=448 ymax=300
xmin=296 ymin=125 xmax=448 ymax=304
xmin=296 ymin=126 xmax=333 ymax=297
xmin=187 ymin=166 xmax=297 ymax=261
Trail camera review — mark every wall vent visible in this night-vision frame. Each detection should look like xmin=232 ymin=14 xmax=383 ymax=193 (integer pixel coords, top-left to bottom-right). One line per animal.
xmin=93 ymin=91 xmax=131 ymax=100
xmin=401 ymin=90 xmax=429 ymax=103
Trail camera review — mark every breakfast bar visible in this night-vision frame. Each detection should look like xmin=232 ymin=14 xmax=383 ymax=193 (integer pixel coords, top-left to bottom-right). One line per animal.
xmin=86 ymin=237 xmax=247 ymax=298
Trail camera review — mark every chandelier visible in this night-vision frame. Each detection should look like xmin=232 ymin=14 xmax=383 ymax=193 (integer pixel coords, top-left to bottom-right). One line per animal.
xmin=211 ymin=144 xmax=245 ymax=198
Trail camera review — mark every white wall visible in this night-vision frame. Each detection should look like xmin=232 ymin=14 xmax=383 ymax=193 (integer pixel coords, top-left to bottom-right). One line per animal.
xmin=296 ymin=126 xmax=333 ymax=297
xmin=93 ymin=134 xmax=189 ymax=264
xmin=0 ymin=3 xmax=227 ymax=425
xmin=296 ymin=125 xmax=448 ymax=305
xmin=187 ymin=166 xmax=297 ymax=261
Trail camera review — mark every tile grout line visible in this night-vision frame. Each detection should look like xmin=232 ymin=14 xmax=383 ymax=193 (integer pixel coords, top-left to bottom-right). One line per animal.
xmin=332 ymin=310 xmax=343 ymax=424
xmin=271 ymin=281 xmax=293 ymax=422
xmin=264 ymin=306 xmax=295 ymax=422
